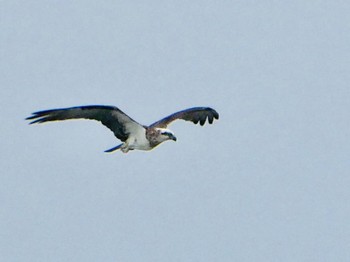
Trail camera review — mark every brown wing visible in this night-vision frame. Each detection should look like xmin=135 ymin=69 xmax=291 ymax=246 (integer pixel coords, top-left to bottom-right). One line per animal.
xmin=26 ymin=105 xmax=145 ymax=142
xmin=149 ymin=107 xmax=219 ymax=128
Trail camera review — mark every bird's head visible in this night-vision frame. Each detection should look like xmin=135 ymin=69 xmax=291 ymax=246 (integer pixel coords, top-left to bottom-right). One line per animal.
xmin=156 ymin=128 xmax=177 ymax=142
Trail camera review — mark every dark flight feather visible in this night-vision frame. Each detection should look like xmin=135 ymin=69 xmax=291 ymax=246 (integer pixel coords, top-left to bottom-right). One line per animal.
xmin=149 ymin=107 xmax=219 ymax=128
xmin=26 ymin=105 xmax=143 ymax=142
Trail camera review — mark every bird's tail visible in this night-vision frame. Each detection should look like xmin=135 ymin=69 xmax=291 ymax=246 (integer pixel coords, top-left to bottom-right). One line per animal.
xmin=104 ymin=144 xmax=122 ymax=153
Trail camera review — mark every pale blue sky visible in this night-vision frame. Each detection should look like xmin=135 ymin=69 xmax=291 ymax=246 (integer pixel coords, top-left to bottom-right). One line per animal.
xmin=1 ymin=1 xmax=350 ymax=261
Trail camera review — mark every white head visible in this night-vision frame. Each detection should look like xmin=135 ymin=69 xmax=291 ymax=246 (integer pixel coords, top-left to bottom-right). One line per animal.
xmin=155 ymin=128 xmax=177 ymax=142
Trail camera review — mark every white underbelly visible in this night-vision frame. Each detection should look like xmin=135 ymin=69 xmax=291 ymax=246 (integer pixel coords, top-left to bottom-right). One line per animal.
xmin=128 ymin=130 xmax=152 ymax=151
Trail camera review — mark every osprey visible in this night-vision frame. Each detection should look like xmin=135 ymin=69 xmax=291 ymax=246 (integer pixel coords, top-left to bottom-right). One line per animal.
xmin=26 ymin=105 xmax=219 ymax=153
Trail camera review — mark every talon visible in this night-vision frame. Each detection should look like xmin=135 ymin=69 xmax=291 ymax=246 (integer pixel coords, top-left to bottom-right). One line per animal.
xmin=121 ymin=142 xmax=129 ymax=153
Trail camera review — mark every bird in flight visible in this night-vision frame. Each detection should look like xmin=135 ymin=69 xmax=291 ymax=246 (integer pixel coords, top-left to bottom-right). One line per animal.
xmin=26 ymin=105 xmax=219 ymax=153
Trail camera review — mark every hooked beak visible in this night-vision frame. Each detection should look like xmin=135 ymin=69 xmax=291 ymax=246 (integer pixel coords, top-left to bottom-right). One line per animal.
xmin=170 ymin=134 xmax=177 ymax=141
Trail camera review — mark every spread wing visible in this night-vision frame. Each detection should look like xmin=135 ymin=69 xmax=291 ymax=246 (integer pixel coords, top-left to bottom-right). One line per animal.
xmin=149 ymin=107 xmax=219 ymax=128
xmin=26 ymin=105 xmax=145 ymax=142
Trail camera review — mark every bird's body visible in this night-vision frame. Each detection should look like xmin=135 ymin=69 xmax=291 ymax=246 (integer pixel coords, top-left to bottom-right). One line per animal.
xmin=26 ymin=105 xmax=219 ymax=153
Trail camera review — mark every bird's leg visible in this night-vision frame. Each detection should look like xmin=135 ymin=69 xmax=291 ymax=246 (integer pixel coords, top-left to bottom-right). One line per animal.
xmin=121 ymin=142 xmax=129 ymax=153
xmin=122 ymin=137 xmax=138 ymax=153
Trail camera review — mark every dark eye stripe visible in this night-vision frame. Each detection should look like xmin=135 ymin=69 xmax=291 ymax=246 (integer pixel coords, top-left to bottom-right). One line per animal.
xmin=162 ymin=132 xmax=173 ymax=137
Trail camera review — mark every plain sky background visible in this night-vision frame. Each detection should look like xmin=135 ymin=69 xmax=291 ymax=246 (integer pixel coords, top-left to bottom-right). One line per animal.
xmin=1 ymin=1 xmax=350 ymax=261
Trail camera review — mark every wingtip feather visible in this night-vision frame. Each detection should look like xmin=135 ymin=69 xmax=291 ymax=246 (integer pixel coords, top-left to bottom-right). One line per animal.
xmin=25 ymin=113 xmax=48 ymax=124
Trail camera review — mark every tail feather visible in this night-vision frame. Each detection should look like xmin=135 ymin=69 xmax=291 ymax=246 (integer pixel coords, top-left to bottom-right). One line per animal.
xmin=104 ymin=144 xmax=122 ymax=153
